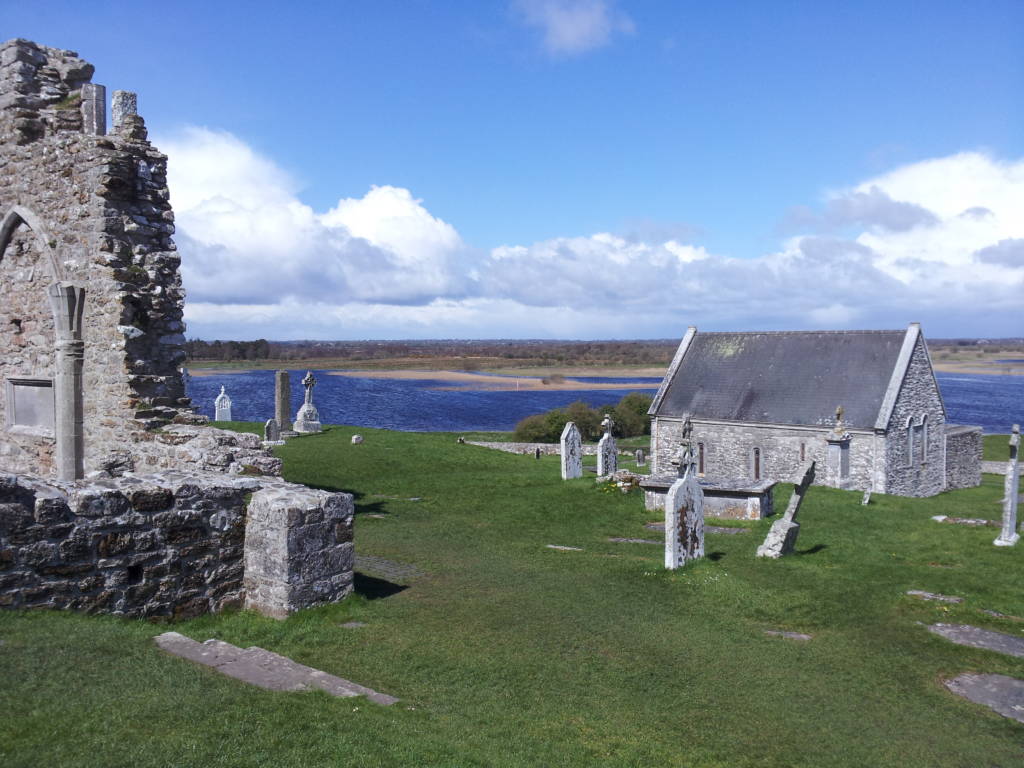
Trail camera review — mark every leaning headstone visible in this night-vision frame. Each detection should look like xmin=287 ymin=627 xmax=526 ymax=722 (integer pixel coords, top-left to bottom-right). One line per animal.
xmin=275 ymin=371 xmax=294 ymax=435
xmin=994 ymin=424 xmax=1020 ymax=547
xmin=293 ymin=371 xmax=323 ymax=434
xmin=664 ymin=464 xmax=705 ymax=569
xmin=560 ymin=421 xmax=583 ymax=479
xmin=214 ymin=386 xmax=232 ymax=421
xmin=861 ymin=490 xmax=871 ymax=506
xmin=757 ymin=461 xmax=815 ymax=559
xmin=597 ymin=413 xmax=617 ymax=476
xmin=635 ymin=449 xmax=646 ymax=467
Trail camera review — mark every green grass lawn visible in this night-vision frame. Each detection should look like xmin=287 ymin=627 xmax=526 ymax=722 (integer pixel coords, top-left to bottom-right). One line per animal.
xmin=983 ymin=433 xmax=1016 ymax=461
xmin=2 ymin=426 xmax=1022 ymax=767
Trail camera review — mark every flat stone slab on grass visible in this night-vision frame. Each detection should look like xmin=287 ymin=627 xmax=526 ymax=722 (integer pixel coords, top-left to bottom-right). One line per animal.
xmin=945 ymin=674 xmax=1024 ymax=724
xmin=907 ymin=590 xmax=964 ymax=604
xmin=154 ymin=632 xmax=398 ymax=705
xmin=608 ymin=537 xmax=661 ymax=545
xmin=645 ymin=522 xmax=749 ymax=535
xmin=931 ymin=515 xmax=999 ymax=527
xmin=355 ymin=554 xmax=422 ymax=582
xmin=764 ymin=630 xmax=812 ymax=641
xmin=546 ymin=544 xmax=584 ymax=551
xmin=928 ymin=623 xmax=1024 ymax=658
xmin=339 ymin=621 xmax=367 ymax=629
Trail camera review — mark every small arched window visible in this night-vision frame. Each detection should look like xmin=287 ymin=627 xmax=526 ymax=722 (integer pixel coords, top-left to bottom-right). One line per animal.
xmin=698 ymin=442 xmax=705 ymax=475
xmin=752 ymin=447 xmax=761 ymax=481
xmin=921 ymin=415 xmax=929 ymax=462
xmin=800 ymin=442 xmax=806 ymax=462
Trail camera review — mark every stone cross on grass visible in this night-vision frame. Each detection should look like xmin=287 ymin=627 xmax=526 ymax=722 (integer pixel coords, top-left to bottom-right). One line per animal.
xmin=669 ymin=416 xmax=695 ymax=478
xmin=293 ymin=371 xmax=323 ymax=434
xmin=994 ymin=424 xmax=1020 ymax=547
xmin=757 ymin=460 xmax=816 ymax=559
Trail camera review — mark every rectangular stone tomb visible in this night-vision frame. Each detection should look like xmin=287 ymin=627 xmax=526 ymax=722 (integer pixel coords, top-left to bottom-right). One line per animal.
xmin=640 ymin=476 xmax=775 ymax=520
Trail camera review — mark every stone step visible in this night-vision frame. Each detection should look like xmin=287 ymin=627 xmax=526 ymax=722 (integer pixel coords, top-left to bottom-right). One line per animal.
xmin=154 ymin=631 xmax=398 ymax=705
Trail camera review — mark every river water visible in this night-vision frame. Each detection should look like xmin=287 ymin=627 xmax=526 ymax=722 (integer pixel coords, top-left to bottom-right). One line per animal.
xmin=186 ymin=369 xmax=1022 ymax=434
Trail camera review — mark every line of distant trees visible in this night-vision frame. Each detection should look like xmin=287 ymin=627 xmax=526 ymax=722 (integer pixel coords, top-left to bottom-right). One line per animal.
xmin=513 ymin=393 xmax=653 ymax=443
xmin=185 ymin=339 xmax=680 ymax=365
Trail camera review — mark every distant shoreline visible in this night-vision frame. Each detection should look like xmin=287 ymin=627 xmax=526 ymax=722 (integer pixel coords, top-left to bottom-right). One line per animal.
xmin=185 ymin=360 xmax=1024 ymax=379
xmin=329 ymin=369 xmax=659 ymax=392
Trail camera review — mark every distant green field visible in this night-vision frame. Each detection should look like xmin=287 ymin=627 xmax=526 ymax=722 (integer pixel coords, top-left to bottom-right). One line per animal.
xmin=2 ymin=425 xmax=1022 ymax=767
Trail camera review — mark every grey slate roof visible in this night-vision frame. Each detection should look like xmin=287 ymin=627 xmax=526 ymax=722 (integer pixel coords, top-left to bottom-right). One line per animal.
xmin=652 ymin=330 xmax=908 ymax=429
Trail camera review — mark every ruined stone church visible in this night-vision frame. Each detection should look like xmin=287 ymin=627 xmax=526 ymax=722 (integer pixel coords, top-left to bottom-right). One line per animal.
xmin=647 ymin=324 xmax=981 ymax=497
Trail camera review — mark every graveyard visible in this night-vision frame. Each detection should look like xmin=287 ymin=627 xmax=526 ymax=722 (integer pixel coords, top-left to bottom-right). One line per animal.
xmin=2 ymin=422 xmax=1022 ymax=766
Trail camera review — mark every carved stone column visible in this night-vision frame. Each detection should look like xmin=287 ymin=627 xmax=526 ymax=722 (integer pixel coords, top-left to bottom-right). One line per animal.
xmin=47 ymin=283 xmax=85 ymax=481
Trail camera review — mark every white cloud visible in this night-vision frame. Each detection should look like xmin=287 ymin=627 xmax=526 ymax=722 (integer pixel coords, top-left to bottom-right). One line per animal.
xmin=513 ymin=0 xmax=634 ymax=56
xmin=159 ymin=129 xmax=1024 ymax=339
xmin=160 ymin=128 xmax=472 ymax=307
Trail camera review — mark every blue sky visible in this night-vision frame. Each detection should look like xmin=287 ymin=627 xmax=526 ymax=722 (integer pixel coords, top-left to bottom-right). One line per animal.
xmin=6 ymin=0 xmax=1024 ymax=339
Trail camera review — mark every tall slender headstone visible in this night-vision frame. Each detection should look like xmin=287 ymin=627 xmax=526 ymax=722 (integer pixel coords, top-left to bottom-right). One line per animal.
xmin=665 ymin=462 xmax=705 ymax=569
xmin=994 ymin=425 xmax=1020 ymax=547
xmin=275 ymin=371 xmax=294 ymax=436
xmin=757 ymin=461 xmax=816 ymax=558
xmin=214 ymin=386 xmax=232 ymax=421
xmin=560 ymin=421 xmax=583 ymax=479
xmin=597 ymin=413 xmax=617 ymax=476
xmin=293 ymin=371 xmax=323 ymax=434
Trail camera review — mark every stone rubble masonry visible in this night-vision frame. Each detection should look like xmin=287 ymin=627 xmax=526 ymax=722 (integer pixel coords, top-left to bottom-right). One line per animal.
xmin=945 ymin=426 xmax=982 ymax=490
xmin=244 ymin=486 xmax=354 ymax=619
xmin=0 ymin=466 xmax=352 ymax=619
xmin=0 ymin=39 xmax=204 ymax=478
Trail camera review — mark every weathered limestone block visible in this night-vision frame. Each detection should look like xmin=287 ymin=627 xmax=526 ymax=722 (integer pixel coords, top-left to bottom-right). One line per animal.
xmin=664 ymin=468 xmax=704 ymax=569
xmin=244 ymin=486 xmax=354 ymax=619
xmin=560 ymin=421 xmax=582 ymax=480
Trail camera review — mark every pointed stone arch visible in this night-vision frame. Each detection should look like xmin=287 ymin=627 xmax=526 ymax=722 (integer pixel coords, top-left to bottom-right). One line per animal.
xmin=0 ymin=205 xmax=64 ymax=281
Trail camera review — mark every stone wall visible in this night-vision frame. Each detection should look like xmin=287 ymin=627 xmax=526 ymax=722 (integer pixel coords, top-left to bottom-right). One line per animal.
xmin=0 ymin=39 xmax=200 ymax=479
xmin=651 ymin=417 xmax=881 ymax=492
xmin=882 ymin=336 xmax=946 ymax=497
xmin=0 ymin=467 xmax=352 ymax=619
xmin=945 ymin=425 xmax=982 ymax=491
xmin=465 ymin=441 xmax=633 ymax=457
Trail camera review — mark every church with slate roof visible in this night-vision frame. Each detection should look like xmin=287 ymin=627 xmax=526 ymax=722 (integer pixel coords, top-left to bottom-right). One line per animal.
xmin=647 ymin=323 xmax=982 ymax=497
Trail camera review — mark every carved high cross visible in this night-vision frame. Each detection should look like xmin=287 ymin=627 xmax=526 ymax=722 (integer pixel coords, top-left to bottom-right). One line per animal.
xmin=302 ymin=371 xmax=316 ymax=405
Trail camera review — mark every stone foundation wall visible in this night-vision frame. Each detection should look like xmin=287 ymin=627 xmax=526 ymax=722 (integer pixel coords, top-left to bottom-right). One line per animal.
xmin=652 ymin=417 xmax=880 ymax=492
xmin=945 ymin=426 xmax=982 ymax=491
xmin=0 ymin=467 xmax=351 ymax=619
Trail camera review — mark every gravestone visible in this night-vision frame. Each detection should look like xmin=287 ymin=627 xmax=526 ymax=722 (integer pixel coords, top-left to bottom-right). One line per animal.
xmin=214 ymin=386 xmax=232 ymax=421
xmin=994 ymin=424 xmax=1020 ymax=547
xmin=560 ymin=421 xmax=583 ymax=479
xmin=635 ymin=449 xmax=646 ymax=467
xmin=664 ymin=463 xmax=705 ymax=569
xmin=597 ymin=413 xmax=617 ymax=476
xmin=263 ymin=418 xmax=284 ymax=446
xmin=351 ymin=435 xmax=364 ymax=445
xmin=861 ymin=490 xmax=871 ymax=506
xmin=274 ymin=371 xmax=294 ymax=436
xmin=757 ymin=461 xmax=815 ymax=559
xmin=293 ymin=371 xmax=323 ymax=434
